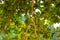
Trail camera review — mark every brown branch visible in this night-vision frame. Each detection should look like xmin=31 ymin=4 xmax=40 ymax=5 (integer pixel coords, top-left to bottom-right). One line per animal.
xmin=31 ymin=0 xmax=34 ymax=16
xmin=31 ymin=0 xmax=38 ymax=40
xmin=18 ymin=0 xmax=21 ymax=4
xmin=25 ymin=24 xmax=29 ymax=40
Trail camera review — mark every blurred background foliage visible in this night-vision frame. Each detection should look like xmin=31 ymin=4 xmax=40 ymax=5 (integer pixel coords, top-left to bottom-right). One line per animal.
xmin=0 ymin=0 xmax=60 ymax=40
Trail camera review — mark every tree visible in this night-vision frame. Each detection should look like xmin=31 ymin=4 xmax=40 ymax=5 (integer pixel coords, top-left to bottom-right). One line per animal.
xmin=0 ymin=0 xmax=60 ymax=40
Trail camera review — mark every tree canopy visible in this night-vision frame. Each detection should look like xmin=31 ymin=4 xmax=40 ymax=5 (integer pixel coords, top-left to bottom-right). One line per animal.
xmin=0 ymin=0 xmax=60 ymax=40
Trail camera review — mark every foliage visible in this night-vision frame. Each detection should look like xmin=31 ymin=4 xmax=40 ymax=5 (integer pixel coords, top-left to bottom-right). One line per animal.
xmin=0 ymin=0 xmax=60 ymax=40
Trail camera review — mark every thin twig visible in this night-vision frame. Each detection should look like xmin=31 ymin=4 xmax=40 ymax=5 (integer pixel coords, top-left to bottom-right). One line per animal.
xmin=31 ymin=0 xmax=38 ymax=40
xmin=25 ymin=24 xmax=29 ymax=40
